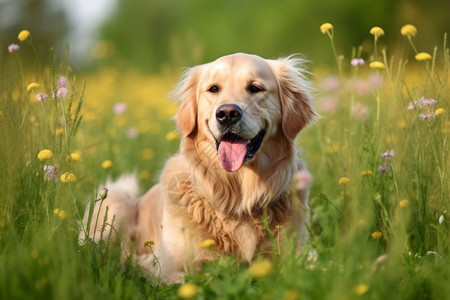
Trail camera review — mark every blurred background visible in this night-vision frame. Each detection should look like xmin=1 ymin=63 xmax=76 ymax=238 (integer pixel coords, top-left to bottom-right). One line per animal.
xmin=1 ymin=0 xmax=449 ymax=72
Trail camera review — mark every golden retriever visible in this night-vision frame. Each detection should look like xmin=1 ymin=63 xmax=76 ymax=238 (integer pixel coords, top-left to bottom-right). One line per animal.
xmin=80 ymin=53 xmax=316 ymax=283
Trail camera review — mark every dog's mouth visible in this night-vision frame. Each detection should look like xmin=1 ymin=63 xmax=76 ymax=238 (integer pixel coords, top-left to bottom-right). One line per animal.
xmin=214 ymin=129 xmax=266 ymax=172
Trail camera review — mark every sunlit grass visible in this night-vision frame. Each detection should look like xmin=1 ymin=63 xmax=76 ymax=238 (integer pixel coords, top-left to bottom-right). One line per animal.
xmin=1 ymin=25 xmax=449 ymax=299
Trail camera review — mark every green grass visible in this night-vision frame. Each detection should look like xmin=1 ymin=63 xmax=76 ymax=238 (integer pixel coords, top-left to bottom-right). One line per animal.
xmin=1 ymin=27 xmax=449 ymax=299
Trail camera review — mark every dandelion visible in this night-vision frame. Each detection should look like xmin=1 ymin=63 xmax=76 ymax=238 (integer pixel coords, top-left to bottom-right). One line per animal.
xmin=102 ymin=160 xmax=113 ymax=169
xmin=66 ymin=153 xmax=82 ymax=163
xmin=354 ymin=284 xmax=370 ymax=295
xmin=139 ymin=170 xmax=150 ymax=180
xmin=8 ymin=43 xmax=20 ymax=53
xmin=401 ymin=24 xmax=417 ymax=37
xmin=27 ymin=82 xmax=40 ymax=92
xmin=56 ymin=87 xmax=68 ymax=99
xmin=177 ymin=283 xmax=198 ymax=299
xmin=351 ymin=58 xmax=365 ymax=67
xmin=361 ymin=170 xmax=373 ymax=176
xmin=141 ymin=148 xmax=154 ymax=160
xmin=415 ymin=52 xmax=432 ymax=61
xmin=249 ymin=259 xmax=273 ymax=278
xmin=200 ymin=239 xmax=216 ymax=249
xmin=113 ymin=102 xmax=127 ymax=115
xmin=60 ymin=172 xmax=76 ymax=183
xmin=165 ymin=130 xmax=180 ymax=141
xmin=18 ymin=30 xmax=31 ymax=41
xmin=44 ymin=165 xmax=58 ymax=182
xmin=435 ymin=108 xmax=446 ymax=116
xmin=381 ymin=150 xmax=395 ymax=160
xmin=371 ymin=231 xmax=382 ymax=239
xmin=35 ymin=93 xmax=48 ymax=101
xmin=399 ymin=199 xmax=409 ymax=208
xmin=53 ymin=208 xmax=68 ymax=219
xmin=369 ymin=61 xmax=385 ymax=69
xmin=338 ymin=177 xmax=350 ymax=185
xmin=320 ymin=23 xmax=334 ymax=34
xmin=370 ymin=26 xmax=385 ymax=38
xmin=37 ymin=149 xmax=53 ymax=162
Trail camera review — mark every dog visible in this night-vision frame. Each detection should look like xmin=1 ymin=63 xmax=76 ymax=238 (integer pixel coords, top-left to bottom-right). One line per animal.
xmin=80 ymin=53 xmax=316 ymax=283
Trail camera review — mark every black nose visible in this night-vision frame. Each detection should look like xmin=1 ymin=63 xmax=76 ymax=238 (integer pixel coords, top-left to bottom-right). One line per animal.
xmin=215 ymin=104 xmax=242 ymax=127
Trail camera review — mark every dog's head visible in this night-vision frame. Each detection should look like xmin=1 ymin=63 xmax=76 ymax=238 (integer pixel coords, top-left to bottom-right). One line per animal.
xmin=171 ymin=53 xmax=316 ymax=172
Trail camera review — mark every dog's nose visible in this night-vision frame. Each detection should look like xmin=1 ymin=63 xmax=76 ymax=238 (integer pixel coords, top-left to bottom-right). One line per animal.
xmin=216 ymin=104 xmax=242 ymax=127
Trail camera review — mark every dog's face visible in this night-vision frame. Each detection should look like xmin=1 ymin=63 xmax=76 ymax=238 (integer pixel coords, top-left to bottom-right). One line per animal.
xmin=173 ymin=53 xmax=315 ymax=172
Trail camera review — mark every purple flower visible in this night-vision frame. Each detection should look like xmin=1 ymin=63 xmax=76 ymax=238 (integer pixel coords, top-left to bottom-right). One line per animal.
xmin=381 ymin=150 xmax=395 ymax=160
xmin=407 ymin=102 xmax=415 ymax=110
xmin=351 ymin=58 xmax=365 ymax=67
xmin=419 ymin=97 xmax=437 ymax=108
xmin=378 ymin=166 xmax=389 ymax=174
xmin=56 ymin=87 xmax=68 ymax=99
xmin=419 ymin=112 xmax=436 ymax=120
xmin=8 ymin=44 xmax=20 ymax=53
xmin=127 ymin=127 xmax=138 ymax=139
xmin=36 ymin=93 xmax=48 ymax=102
xmin=57 ymin=76 xmax=68 ymax=88
xmin=44 ymin=165 xmax=59 ymax=182
xmin=114 ymin=102 xmax=128 ymax=115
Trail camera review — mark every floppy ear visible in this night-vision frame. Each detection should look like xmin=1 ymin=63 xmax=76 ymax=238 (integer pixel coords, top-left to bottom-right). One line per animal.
xmin=270 ymin=56 xmax=316 ymax=140
xmin=169 ymin=65 xmax=204 ymax=137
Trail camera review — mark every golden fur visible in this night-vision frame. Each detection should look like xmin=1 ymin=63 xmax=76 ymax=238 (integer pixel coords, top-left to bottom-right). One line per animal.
xmin=80 ymin=53 xmax=316 ymax=283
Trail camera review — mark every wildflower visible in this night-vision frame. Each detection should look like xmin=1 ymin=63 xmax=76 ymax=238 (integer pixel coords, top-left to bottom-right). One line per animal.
xmin=98 ymin=187 xmax=108 ymax=200
xmin=283 ymin=290 xmax=299 ymax=300
xmin=139 ymin=170 xmax=150 ymax=180
xmin=415 ymin=52 xmax=432 ymax=61
xmin=165 ymin=130 xmax=180 ymax=141
xmin=113 ymin=102 xmax=127 ymax=114
xmin=439 ymin=214 xmax=445 ymax=224
xmin=57 ymin=76 xmax=68 ymax=88
xmin=144 ymin=240 xmax=155 ymax=248
xmin=31 ymin=250 xmax=38 ymax=259
xmin=37 ymin=149 xmax=53 ymax=162
xmin=53 ymin=208 xmax=68 ymax=219
xmin=249 ymin=259 xmax=273 ymax=278
xmin=369 ymin=61 xmax=385 ymax=69
xmin=361 ymin=170 xmax=373 ymax=176
xmin=141 ymin=148 xmax=154 ymax=160
xmin=200 ymin=239 xmax=216 ymax=249
xmin=177 ymin=283 xmax=198 ymax=299
xmin=296 ymin=169 xmax=312 ymax=190
xmin=320 ymin=23 xmax=334 ymax=34
xmin=399 ymin=199 xmax=409 ymax=208
xmin=407 ymin=102 xmax=415 ymax=110
xmin=401 ymin=24 xmax=417 ymax=37
xmin=27 ymin=82 xmax=40 ymax=92
xmin=419 ymin=97 xmax=437 ymax=107
xmin=8 ymin=43 xmax=20 ymax=53
xmin=60 ymin=172 xmax=76 ymax=183
xmin=127 ymin=127 xmax=138 ymax=139
xmin=351 ymin=58 xmax=365 ymax=67
xmin=338 ymin=177 xmax=350 ymax=185
xmin=377 ymin=166 xmax=389 ymax=174
xmin=66 ymin=153 xmax=81 ymax=163
xmin=18 ymin=30 xmax=31 ymax=41
xmin=102 ymin=160 xmax=113 ymax=169
xmin=354 ymin=284 xmax=370 ymax=295
xmin=370 ymin=26 xmax=385 ymax=38
xmin=371 ymin=231 xmax=382 ymax=239
xmin=435 ymin=108 xmax=446 ymax=116
xmin=419 ymin=112 xmax=435 ymax=120
xmin=35 ymin=93 xmax=48 ymax=101
xmin=44 ymin=165 xmax=58 ymax=182
xmin=381 ymin=150 xmax=395 ymax=160
xmin=56 ymin=87 xmax=68 ymax=99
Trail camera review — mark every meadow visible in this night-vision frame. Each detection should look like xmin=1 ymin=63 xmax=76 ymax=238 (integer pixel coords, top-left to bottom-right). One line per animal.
xmin=0 ymin=24 xmax=449 ymax=299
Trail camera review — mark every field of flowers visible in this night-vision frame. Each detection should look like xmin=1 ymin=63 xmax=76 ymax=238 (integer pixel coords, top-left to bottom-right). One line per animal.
xmin=0 ymin=24 xmax=449 ymax=299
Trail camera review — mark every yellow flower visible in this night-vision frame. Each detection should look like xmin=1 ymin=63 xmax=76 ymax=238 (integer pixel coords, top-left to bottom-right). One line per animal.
xmin=400 ymin=24 xmax=417 ymax=37
xmin=165 ymin=130 xmax=180 ymax=141
xmin=27 ymin=82 xmax=40 ymax=92
xmin=53 ymin=208 xmax=68 ymax=219
xmin=177 ymin=283 xmax=198 ymax=299
xmin=18 ymin=30 xmax=31 ymax=42
xmin=361 ymin=170 xmax=373 ymax=177
xmin=415 ymin=52 xmax=432 ymax=61
xmin=37 ymin=149 xmax=53 ymax=162
xmin=320 ymin=23 xmax=334 ymax=34
xmin=435 ymin=108 xmax=446 ymax=116
xmin=102 ymin=160 xmax=113 ymax=169
xmin=55 ymin=128 xmax=65 ymax=135
xmin=0 ymin=110 xmax=3 ymax=116
xmin=249 ymin=259 xmax=273 ymax=278
xmin=139 ymin=170 xmax=150 ymax=180
xmin=399 ymin=199 xmax=409 ymax=208
xmin=66 ymin=153 xmax=82 ymax=163
xmin=354 ymin=284 xmax=370 ymax=295
xmin=200 ymin=239 xmax=216 ymax=249
xmin=371 ymin=231 xmax=382 ymax=239
xmin=60 ymin=172 xmax=76 ymax=183
xmin=141 ymin=148 xmax=154 ymax=160
xmin=369 ymin=61 xmax=385 ymax=69
xmin=370 ymin=27 xmax=385 ymax=38
xmin=338 ymin=177 xmax=350 ymax=185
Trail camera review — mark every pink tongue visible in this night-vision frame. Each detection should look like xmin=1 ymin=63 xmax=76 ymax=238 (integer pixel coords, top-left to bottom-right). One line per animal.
xmin=218 ymin=140 xmax=247 ymax=172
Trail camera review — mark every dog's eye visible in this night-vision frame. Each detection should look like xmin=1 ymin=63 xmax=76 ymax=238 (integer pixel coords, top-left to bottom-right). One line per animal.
xmin=208 ymin=85 xmax=220 ymax=93
xmin=248 ymin=84 xmax=263 ymax=93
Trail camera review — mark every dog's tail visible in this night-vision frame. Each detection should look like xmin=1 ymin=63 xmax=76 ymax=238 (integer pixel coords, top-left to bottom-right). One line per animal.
xmin=79 ymin=173 xmax=140 ymax=244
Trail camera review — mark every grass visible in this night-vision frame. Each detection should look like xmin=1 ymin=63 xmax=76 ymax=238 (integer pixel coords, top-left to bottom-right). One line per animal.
xmin=1 ymin=26 xmax=449 ymax=299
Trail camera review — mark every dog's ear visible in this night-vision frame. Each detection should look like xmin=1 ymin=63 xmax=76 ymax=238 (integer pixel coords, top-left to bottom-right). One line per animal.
xmin=270 ymin=56 xmax=316 ymax=140
xmin=169 ymin=65 xmax=204 ymax=137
